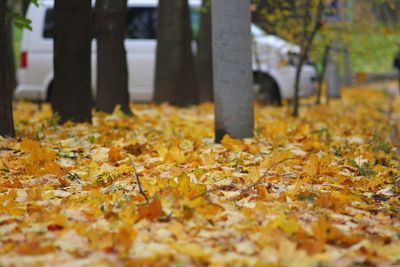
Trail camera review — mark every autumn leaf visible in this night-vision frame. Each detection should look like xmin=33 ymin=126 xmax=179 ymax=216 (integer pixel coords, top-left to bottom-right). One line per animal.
xmin=137 ymin=197 xmax=164 ymax=221
xmin=0 ymin=87 xmax=399 ymax=266
xmin=19 ymin=139 xmax=64 ymax=176
xmin=1 ymin=177 xmax=23 ymax=188
xmin=221 ymin=134 xmax=243 ymax=151
xmin=108 ymin=146 xmax=124 ymax=164
xmin=268 ymin=214 xmax=300 ymax=235
xmin=115 ymin=226 xmax=136 ymax=255
xmin=165 ymin=146 xmax=185 ymax=163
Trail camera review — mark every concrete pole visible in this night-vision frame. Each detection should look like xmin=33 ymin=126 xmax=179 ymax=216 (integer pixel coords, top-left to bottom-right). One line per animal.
xmin=326 ymin=45 xmax=341 ymax=99
xmin=341 ymin=0 xmax=353 ymax=85
xmin=211 ymin=0 xmax=254 ymax=143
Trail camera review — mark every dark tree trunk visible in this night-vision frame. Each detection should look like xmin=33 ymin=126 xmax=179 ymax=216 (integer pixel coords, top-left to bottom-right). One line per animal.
xmin=0 ymin=0 xmax=16 ymax=137
xmin=22 ymin=0 xmax=30 ymax=15
xmin=52 ymin=0 xmax=93 ymax=124
xmin=6 ymin=13 xmax=16 ymax=91
xmin=154 ymin=0 xmax=198 ymax=106
xmin=196 ymin=0 xmax=213 ymax=102
xmin=95 ymin=0 xmax=131 ymax=115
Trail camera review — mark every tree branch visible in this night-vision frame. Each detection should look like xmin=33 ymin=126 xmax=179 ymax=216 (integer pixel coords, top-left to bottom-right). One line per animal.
xmin=131 ymin=159 xmax=149 ymax=203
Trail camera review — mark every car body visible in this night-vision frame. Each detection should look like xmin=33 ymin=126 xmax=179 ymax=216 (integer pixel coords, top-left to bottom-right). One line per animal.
xmin=15 ymin=0 xmax=316 ymax=102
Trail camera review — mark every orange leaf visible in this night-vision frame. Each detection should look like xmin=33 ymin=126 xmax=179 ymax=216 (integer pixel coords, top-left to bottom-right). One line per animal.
xmin=115 ymin=226 xmax=136 ymax=254
xmin=108 ymin=146 xmax=123 ymax=164
xmin=138 ymin=197 xmax=164 ymax=221
xmin=1 ymin=178 xmax=23 ymax=188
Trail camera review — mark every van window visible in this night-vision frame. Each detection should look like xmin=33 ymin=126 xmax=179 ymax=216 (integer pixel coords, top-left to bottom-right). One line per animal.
xmin=126 ymin=8 xmax=157 ymax=39
xmin=42 ymin=7 xmax=200 ymax=40
xmin=43 ymin=9 xmax=54 ymax=38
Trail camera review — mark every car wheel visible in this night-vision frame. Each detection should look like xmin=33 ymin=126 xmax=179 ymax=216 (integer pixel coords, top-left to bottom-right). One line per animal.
xmin=257 ymin=73 xmax=281 ymax=105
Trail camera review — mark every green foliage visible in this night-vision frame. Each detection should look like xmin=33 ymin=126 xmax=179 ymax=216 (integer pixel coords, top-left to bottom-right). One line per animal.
xmin=9 ymin=12 xmax=32 ymax=30
xmin=370 ymin=131 xmax=392 ymax=154
xmin=7 ymin=0 xmax=39 ymax=30
xmin=348 ymin=26 xmax=400 ymax=73
xmin=348 ymin=158 xmax=376 ymax=177
xmin=253 ymin=0 xmax=325 ymax=44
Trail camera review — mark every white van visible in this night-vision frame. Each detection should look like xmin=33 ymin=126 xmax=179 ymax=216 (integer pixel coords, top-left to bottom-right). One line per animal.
xmin=15 ymin=0 xmax=317 ymax=102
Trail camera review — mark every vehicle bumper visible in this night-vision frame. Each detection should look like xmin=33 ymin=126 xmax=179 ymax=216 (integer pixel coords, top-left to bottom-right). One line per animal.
xmin=14 ymin=84 xmax=47 ymax=101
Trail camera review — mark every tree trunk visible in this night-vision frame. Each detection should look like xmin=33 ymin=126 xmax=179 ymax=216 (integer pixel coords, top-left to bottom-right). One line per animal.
xmin=292 ymin=53 xmax=306 ymax=117
xmin=315 ymin=44 xmax=330 ymax=105
xmin=95 ymin=0 xmax=131 ymax=115
xmin=196 ymin=0 xmax=213 ymax=102
xmin=52 ymin=0 xmax=93 ymax=124
xmin=22 ymin=0 xmax=30 ymax=15
xmin=292 ymin=0 xmax=324 ymax=117
xmin=211 ymin=0 xmax=254 ymax=142
xmin=0 ymin=0 xmax=16 ymax=137
xmin=154 ymin=0 xmax=198 ymax=106
xmin=6 ymin=10 xmax=16 ymax=92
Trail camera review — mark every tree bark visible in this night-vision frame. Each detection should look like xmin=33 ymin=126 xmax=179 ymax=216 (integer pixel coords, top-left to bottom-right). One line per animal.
xmin=196 ymin=0 xmax=213 ymax=102
xmin=22 ymin=0 xmax=30 ymax=15
xmin=0 ymin=0 xmax=16 ymax=137
xmin=212 ymin=0 xmax=254 ymax=142
xmin=292 ymin=0 xmax=324 ymax=117
xmin=94 ymin=0 xmax=131 ymax=115
xmin=52 ymin=0 xmax=93 ymax=124
xmin=6 ymin=10 xmax=16 ymax=92
xmin=315 ymin=44 xmax=330 ymax=105
xmin=154 ymin=0 xmax=198 ymax=106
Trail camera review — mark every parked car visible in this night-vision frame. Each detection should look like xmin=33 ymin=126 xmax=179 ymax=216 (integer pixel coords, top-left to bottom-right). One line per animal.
xmin=15 ymin=0 xmax=317 ymax=103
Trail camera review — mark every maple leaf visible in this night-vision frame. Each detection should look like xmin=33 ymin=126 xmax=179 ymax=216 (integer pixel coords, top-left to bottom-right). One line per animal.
xmin=137 ymin=197 xmax=164 ymax=221
xmin=1 ymin=177 xmax=23 ymax=188
xmin=1 ymin=87 xmax=400 ymax=266
xmin=164 ymin=146 xmax=185 ymax=163
xmin=267 ymin=214 xmax=300 ymax=235
xmin=108 ymin=146 xmax=124 ymax=164
xmin=115 ymin=225 xmax=136 ymax=255
xmin=221 ymin=134 xmax=243 ymax=151
xmin=19 ymin=139 xmax=64 ymax=176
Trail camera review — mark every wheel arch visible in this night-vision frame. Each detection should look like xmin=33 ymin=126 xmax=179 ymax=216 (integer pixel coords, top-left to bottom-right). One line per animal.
xmin=253 ymin=71 xmax=282 ymax=105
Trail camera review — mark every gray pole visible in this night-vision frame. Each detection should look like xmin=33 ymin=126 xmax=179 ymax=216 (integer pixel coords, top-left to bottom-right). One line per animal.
xmin=347 ymin=0 xmax=354 ymax=23
xmin=326 ymin=45 xmax=341 ymax=99
xmin=211 ymin=0 xmax=254 ymax=143
xmin=342 ymin=0 xmax=353 ymax=85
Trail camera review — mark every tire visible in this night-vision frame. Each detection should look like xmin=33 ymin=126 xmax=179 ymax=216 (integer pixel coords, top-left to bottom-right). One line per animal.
xmin=256 ymin=72 xmax=281 ymax=105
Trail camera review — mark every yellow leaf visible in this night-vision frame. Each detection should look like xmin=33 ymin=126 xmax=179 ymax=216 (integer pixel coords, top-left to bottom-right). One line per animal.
xmin=177 ymin=173 xmax=191 ymax=193
xmin=165 ymin=146 xmax=185 ymax=163
xmin=221 ymin=134 xmax=243 ymax=151
xmin=261 ymin=150 xmax=292 ymax=167
xmin=304 ymin=154 xmax=319 ymax=176
xmin=269 ymin=214 xmax=300 ymax=235
xmin=171 ymin=243 xmax=208 ymax=260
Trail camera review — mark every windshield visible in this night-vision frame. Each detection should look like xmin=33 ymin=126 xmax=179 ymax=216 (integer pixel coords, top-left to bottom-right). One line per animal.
xmin=251 ymin=24 xmax=266 ymax=37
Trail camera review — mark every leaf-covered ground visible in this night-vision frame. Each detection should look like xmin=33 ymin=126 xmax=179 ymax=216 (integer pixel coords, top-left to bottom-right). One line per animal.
xmin=0 ymin=88 xmax=399 ymax=267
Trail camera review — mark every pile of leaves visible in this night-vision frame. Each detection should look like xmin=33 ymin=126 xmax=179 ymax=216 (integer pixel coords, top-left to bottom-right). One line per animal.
xmin=0 ymin=88 xmax=399 ymax=266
